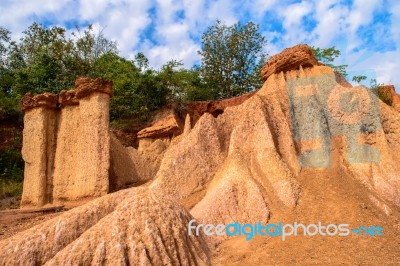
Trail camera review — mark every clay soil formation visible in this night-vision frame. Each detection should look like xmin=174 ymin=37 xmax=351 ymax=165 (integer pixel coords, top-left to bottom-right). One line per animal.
xmin=1 ymin=44 xmax=400 ymax=265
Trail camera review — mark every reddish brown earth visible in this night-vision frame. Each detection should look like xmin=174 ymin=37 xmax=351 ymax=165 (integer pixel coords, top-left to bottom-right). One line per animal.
xmin=185 ymin=91 xmax=256 ymax=125
xmin=0 ymin=208 xmax=63 ymax=241
xmin=379 ymin=85 xmax=400 ymax=112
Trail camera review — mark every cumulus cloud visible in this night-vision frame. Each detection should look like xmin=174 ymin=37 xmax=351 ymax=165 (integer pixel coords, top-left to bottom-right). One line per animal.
xmin=0 ymin=0 xmax=398 ymax=88
xmin=279 ymin=1 xmax=314 ymax=46
xmin=312 ymin=1 xmax=349 ymax=47
xmin=0 ymin=0 xmax=73 ymax=37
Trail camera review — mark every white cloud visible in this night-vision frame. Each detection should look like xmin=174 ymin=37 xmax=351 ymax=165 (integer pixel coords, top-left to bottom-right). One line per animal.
xmin=78 ymin=0 xmax=109 ymax=21
xmin=207 ymin=0 xmax=238 ymax=25
xmin=389 ymin=0 xmax=400 ymax=45
xmin=76 ymin=0 xmax=154 ymax=57
xmin=312 ymin=1 xmax=349 ymax=47
xmin=135 ymin=0 xmax=201 ymax=67
xmin=246 ymin=0 xmax=277 ymax=19
xmin=273 ymin=1 xmax=315 ymax=48
xmin=0 ymin=0 xmax=73 ymax=37
xmin=347 ymin=0 xmax=382 ymax=33
xmin=0 ymin=0 xmax=398 ymax=89
xmin=281 ymin=1 xmax=313 ymax=28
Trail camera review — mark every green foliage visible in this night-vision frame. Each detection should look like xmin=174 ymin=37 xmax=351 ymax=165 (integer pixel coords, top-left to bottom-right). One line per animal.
xmin=0 ymin=23 xmax=171 ymax=123
xmin=0 ymin=91 xmax=21 ymax=121
xmin=158 ymin=60 xmax=208 ymax=103
xmin=91 ymin=52 xmax=169 ymax=121
xmin=369 ymin=79 xmax=392 ymax=106
xmin=134 ymin=52 xmax=149 ymax=71
xmin=352 ymin=75 xmax=367 ymax=84
xmin=199 ymin=20 xmax=267 ymax=99
xmin=0 ymin=125 xmax=24 ymax=199
xmin=0 ymin=26 xmax=11 ymax=69
xmin=369 ymin=78 xmax=382 ymax=89
xmin=5 ymin=23 xmax=118 ymax=95
xmin=0 ymin=180 xmax=23 ymax=199
xmin=378 ymin=90 xmax=392 ymax=106
xmin=91 ymin=52 xmax=140 ymax=119
xmin=311 ymin=46 xmax=348 ymax=77
xmin=0 ymin=147 xmax=24 ymax=182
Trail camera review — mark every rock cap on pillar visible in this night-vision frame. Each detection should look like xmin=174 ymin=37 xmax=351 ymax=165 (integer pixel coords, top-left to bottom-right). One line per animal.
xmin=21 ymin=92 xmax=58 ymax=112
xmin=75 ymin=77 xmax=113 ymax=99
xmin=261 ymin=44 xmax=319 ymax=81
xmin=58 ymin=90 xmax=79 ymax=107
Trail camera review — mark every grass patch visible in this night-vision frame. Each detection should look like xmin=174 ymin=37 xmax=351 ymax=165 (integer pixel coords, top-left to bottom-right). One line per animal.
xmin=0 ymin=179 xmax=23 ymax=199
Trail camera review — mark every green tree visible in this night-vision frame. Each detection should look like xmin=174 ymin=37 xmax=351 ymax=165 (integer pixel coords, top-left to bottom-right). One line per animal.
xmin=311 ymin=46 xmax=348 ymax=77
xmin=6 ymin=23 xmax=117 ymax=95
xmin=92 ymin=52 xmax=169 ymax=121
xmin=157 ymin=60 xmax=207 ymax=103
xmin=199 ymin=20 xmax=268 ymax=99
xmin=0 ymin=26 xmax=10 ymax=70
xmin=0 ymin=26 xmax=20 ymax=121
xmin=134 ymin=52 xmax=149 ymax=71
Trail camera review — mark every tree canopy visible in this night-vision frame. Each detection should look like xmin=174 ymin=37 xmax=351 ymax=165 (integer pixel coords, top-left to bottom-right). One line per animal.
xmin=0 ymin=23 xmax=178 ymax=122
xmin=199 ymin=20 xmax=268 ymax=99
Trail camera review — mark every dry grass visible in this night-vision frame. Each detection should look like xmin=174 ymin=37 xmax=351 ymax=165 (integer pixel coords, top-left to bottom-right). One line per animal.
xmin=0 ymin=180 xmax=22 ymax=199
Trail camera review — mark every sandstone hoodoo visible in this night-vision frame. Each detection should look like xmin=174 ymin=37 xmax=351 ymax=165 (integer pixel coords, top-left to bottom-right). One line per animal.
xmin=20 ymin=92 xmax=58 ymax=207
xmin=136 ymin=108 xmax=183 ymax=152
xmin=151 ymin=43 xmax=400 ymax=230
xmin=261 ymin=43 xmax=318 ymax=81
xmin=20 ymin=77 xmax=141 ymax=207
xmin=137 ymin=108 xmax=183 ymax=139
xmin=4 ymin=44 xmax=400 ymax=264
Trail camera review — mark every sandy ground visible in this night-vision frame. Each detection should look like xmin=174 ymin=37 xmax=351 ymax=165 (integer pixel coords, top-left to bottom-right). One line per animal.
xmin=1 ymin=168 xmax=399 ymax=264
xmin=212 ymin=168 xmax=400 ymax=265
xmin=0 ymin=211 xmax=62 ymax=241
xmin=0 ymin=198 xmax=93 ymax=241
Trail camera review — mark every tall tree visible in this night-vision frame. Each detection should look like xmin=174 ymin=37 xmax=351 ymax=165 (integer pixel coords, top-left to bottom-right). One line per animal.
xmin=199 ymin=20 xmax=267 ymax=99
xmin=0 ymin=26 xmax=10 ymax=70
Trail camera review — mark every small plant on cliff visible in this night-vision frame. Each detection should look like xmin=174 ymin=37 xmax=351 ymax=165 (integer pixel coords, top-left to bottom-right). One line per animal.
xmin=369 ymin=79 xmax=392 ymax=106
xmin=311 ymin=46 xmax=348 ymax=77
xmin=378 ymin=90 xmax=392 ymax=106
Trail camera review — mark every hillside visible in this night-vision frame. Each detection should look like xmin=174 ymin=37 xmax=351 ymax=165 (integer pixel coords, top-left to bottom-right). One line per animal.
xmin=0 ymin=44 xmax=400 ymax=265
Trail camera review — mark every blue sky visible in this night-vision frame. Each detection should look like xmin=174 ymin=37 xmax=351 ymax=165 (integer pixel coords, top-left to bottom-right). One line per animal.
xmin=0 ymin=0 xmax=399 ymax=89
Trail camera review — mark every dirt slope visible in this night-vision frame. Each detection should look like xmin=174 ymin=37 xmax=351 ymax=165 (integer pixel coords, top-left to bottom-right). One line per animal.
xmin=214 ymin=168 xmax=400 ymax=265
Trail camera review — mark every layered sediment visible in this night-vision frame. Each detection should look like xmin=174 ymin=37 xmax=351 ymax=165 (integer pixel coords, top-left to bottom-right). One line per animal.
xmin=21 ymin=78 xmax=140 ymax=207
